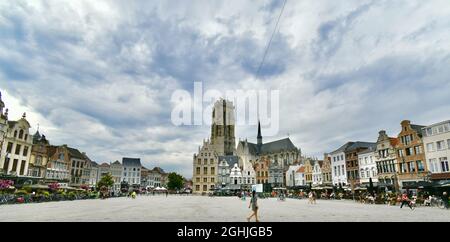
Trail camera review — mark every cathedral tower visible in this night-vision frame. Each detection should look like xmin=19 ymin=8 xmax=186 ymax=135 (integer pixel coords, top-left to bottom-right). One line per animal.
xmin=210 ymin=99 xmax=236 ymax=156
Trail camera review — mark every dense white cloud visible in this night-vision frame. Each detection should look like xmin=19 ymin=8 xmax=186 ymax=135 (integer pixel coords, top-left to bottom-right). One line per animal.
xmin=1 ymin=0 xmax=449 ymax=177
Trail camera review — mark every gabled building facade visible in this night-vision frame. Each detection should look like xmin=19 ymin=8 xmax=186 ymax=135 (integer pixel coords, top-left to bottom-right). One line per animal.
xmin=321 ymin=154 xmax=332 ymax=186
xmin=375 ymin=130 xmax=399 ymax=191
xmin=28 ymin=131 xmax=50 ymax=178
xmin=110 ymin=160 xmax=122 ymax=192
xmin=312 ymin=159 xmax=323 ymax=187
xmin=0 ymin=112 xmax=33 ymax=177
xmin=46 ymin=145 xmax=71 ymax=183
xmin=395 ymin=120 xmax=428 ymax=190
xmin=193 ymin=140 xmax=219 ymax=193
xmin=253 ymin=157 xmax=269 ymax=185
xmin=67 ymin=146 xmax=89 ymax=187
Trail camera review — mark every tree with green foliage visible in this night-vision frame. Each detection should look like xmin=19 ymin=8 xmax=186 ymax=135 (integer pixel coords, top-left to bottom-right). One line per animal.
xmin=97 ymin=173 xmax=114 ymax=190
xmin=167 ymin=172 xmax=184 ymax=191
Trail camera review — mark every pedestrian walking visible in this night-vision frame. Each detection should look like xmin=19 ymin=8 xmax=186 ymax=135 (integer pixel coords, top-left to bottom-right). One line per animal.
xmin=308 ymin=191 xmax=314 ymax=204
xmin=241 ymin=191 xmax=246 ymax=201
xmin=400 ymin=192 xmax=413 ymax=210
xmin=442 ymin=192 xmax=449 ymax=209
xmin=247 ymin=190 xmax=259 ymax=222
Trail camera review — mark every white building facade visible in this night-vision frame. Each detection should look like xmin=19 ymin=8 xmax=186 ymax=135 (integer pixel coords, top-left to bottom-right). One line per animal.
xmin=295 ymin=166 xmax=306 ymax=186
xmin=358 ymin=148 xmax=378 ymax=186
xmin=312 ymin=160 xmax=323 ymax=186
xmin=286 ymin=165 xmax=302 ymax=187
xmin=423 ymin=121 xmax=450 ymax=181
xmin=89 ymin=162 xmax=99 ymax=188
xmin=122 ymin=158 xmax=141 ymax=185
xmin=330 ymin=142 xmax=353 ymax=186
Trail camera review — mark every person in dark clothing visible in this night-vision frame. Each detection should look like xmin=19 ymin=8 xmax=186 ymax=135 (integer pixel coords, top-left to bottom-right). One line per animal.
xmin=400 ymin=192 xmax=413 ymax=210
xmin=443 ymin=192 xmax=449 ymax=209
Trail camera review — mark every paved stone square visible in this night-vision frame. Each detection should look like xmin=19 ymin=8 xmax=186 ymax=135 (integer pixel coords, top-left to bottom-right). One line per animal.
xmin=0 ymin=195 xmax=449 ymax=222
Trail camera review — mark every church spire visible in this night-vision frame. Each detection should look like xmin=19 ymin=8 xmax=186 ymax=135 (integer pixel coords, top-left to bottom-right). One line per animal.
xmin=257 ymin=120 xmax=262 ymax=138
xmin=257 ymin=120 xmax=262 ymax=153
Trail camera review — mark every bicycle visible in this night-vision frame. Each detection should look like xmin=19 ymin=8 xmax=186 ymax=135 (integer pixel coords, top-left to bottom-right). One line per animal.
xmin=430 ymin=197 xmax=446 ymax=209
xmin=0 ymin=194 xmax=15 ymax=205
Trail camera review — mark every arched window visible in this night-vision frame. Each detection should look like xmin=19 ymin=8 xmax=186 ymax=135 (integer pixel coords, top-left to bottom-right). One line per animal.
xmin=19 ymin=130 xmax=24 ymax=139
xmin=14 ymin=130 xmax=18 ymax=138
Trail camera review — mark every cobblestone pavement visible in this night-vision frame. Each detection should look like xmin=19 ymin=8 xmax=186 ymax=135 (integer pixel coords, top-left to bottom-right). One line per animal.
xmin=0 ymin=195 xmax=449 ymax=222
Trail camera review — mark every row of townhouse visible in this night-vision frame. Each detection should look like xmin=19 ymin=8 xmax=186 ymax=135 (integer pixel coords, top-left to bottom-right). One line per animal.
xmin=0 ymin=92 xmax=172 ymax=191
xmin=323 ymin=120 xmax=450 ymax=191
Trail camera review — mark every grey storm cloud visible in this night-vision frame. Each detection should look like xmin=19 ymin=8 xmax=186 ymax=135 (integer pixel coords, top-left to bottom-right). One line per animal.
xmin=1 ymin=0 xmax=450 ymax=177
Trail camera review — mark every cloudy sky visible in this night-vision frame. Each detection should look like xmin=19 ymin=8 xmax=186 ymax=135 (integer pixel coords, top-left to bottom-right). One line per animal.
xmin=1 ymin=0 xmax=450 ymax=177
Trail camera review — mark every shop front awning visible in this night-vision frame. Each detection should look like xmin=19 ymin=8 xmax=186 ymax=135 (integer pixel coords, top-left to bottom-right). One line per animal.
xmin=432 ymin=180 xmax=450 ymax=188
xmin=402 ymin=181 xmax=433 ymax=189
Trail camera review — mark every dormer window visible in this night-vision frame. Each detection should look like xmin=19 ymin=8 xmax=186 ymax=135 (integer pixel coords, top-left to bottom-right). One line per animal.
xmin=19 ymin=129 xmax=24 ymax=139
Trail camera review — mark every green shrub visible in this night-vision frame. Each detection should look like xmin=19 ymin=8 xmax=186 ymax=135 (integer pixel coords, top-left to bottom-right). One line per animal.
xmin=22 ymin=186 xmax=32 ymax=193
xmin=39 ymin=190 xmax=50 ymax=198
xmin=67 ymin=191 xmax=76 ymax=200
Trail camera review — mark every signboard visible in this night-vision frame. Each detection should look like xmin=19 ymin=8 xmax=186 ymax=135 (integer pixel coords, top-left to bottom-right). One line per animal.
xmin=252 ymin=184 xmax=263 ymax=193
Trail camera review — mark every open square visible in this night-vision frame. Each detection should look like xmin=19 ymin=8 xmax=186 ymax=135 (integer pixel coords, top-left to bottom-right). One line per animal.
xmin=0 ymin=195 xmax=449 ymax=222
